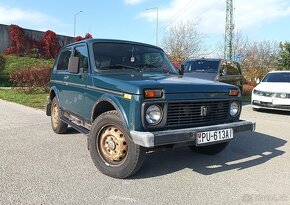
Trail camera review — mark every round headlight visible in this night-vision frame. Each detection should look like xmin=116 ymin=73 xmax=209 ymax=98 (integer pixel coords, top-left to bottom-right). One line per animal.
xmin=145 ymin=105 xmax=163 ymax=125
xmin=230 ymin=101 xmax=240 ymax=117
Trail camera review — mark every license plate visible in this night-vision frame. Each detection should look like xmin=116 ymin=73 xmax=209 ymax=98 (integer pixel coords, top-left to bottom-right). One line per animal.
xmin=196 ymin=128 xmax=233 ymax=145
xmin=272 ymin=98 xmax=290 ymax=105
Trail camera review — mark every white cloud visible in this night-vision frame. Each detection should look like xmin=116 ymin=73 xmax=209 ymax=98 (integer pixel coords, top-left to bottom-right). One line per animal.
xmin=0 ymin=4 xmax=69 ymax=35
xmin=138 ymin=0 xmax=290 ymax=34
xmin=124 ymin=0 xmax=146 ymax=6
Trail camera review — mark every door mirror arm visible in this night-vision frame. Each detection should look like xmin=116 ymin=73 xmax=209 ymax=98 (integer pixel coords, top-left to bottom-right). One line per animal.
xmin=179 ymin=64 xmax=184 ymax=75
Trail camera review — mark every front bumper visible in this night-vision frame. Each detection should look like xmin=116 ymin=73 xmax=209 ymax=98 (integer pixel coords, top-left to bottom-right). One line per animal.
xmin=130 ymin=120 xmax=255 ymax=148
xmin=251 ymin=95 xmax=290 ymax=111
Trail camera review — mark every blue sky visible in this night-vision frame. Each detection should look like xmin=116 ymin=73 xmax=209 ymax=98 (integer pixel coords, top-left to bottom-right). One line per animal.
xmin=1 ymin=0 xmax=290 ymax=52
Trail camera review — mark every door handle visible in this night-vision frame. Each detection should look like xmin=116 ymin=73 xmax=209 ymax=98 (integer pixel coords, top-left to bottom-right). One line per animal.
xmin=64 ymin=75 xmax=69 ymax=80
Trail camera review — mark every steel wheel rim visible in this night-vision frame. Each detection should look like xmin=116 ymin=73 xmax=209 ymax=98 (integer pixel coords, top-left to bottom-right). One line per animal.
xmin=52 ymin=103 xmax=59 ymax=128
xmin=98 ymin=125 xmax=128 ymax=165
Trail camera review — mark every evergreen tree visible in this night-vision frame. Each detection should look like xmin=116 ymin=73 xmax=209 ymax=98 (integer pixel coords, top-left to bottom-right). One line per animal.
xmin=277 ymin=42 xmax=290 ymax=70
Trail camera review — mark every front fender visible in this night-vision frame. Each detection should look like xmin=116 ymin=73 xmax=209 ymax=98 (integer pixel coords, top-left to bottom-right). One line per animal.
xmin=91 ymin=94 xmax=130 ymax=130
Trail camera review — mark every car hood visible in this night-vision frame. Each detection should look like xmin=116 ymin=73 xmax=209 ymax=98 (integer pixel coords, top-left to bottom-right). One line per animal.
xmin=93 ymin=72 xmax=237 ymax=95
xmin=183 ymin=72 xmax=217 ymax=81
xmin=255 ymin=82 xmax=290 ymax=93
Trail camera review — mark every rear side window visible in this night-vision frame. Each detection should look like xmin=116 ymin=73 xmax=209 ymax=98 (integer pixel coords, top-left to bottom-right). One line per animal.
xmin=74 ymin=45 xmax=89 ymax=72
xmin=57 ymin=49 xmax=72 ymax=71
xmin=221 ymin=61 xmax=241 ymax=75
xmin=184 ymin=60 xmax=219 ymax=73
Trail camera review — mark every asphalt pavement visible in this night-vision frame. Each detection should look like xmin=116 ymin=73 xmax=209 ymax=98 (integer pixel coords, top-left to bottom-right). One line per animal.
xmin=0 ymin=99 xmax=290 ymax=205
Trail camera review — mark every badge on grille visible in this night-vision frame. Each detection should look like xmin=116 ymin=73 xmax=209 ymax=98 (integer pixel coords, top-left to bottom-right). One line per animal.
xmin=200 ymin=106 xmax=208 ymax=116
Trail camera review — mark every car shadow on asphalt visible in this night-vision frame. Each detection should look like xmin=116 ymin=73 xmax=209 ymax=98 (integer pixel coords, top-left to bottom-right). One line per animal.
xmin=254 ymin=109 xmax=290 ymax=116
xmin=66 ymin=127 xmax=82 ymax=135
xmin=130 ymin=131 xmax=287 ymax=179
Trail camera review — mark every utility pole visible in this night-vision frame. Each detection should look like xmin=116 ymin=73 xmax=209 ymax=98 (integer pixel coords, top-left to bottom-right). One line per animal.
xmin=224 ymin=0 xmax=234 ymax=60
xmin=74 ymin=11 xmax=83 ymax=38
xmin=146 ymin=7 xmax=159 ymax=46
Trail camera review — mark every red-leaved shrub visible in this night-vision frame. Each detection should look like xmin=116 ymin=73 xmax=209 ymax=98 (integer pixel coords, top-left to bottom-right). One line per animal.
xmin=5 ymin=25 xmax=26 ymax=55
xmin=75 ymin=33 xmax=93 ymax=42
xmin=41 ymin=30 xmax=61 ymax=59
xmin=9 ymin=66 xmax=51 ymax=92
xmin=171 ymin=60 xmax=181 ymax=69
xmin=243 ymin=84 xmax=255 ymax=96
xmin=74 ymin=36 xmax=83 ymax=42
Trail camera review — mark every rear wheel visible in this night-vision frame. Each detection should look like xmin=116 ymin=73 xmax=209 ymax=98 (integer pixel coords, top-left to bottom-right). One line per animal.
xmin=89 ymin=111 xmax=146 ymax=179
xmin=51 ymin=97 xmax=68 ymax=134
xmin=189 ymin=142 xmax=229 ymax=155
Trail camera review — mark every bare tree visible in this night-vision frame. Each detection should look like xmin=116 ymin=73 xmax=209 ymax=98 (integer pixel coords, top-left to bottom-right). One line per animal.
xmin=215 ymin=30 xmax=249 ymax=61
xmin=242 ymin=40 xmax=279 ymax=81
xmin=162 ymin=21 xmax=205 ymax=65
xmin=215 ymin=31 xmax=279 ymax=81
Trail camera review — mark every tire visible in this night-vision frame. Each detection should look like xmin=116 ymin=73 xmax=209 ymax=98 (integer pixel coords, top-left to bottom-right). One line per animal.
xmin=190 ymin=142 xmax=229 ymax=155
xmin=88 ymin=111 xmax=146 ymax=179
xmin=51 ymin=97 xmax=68 ymax=134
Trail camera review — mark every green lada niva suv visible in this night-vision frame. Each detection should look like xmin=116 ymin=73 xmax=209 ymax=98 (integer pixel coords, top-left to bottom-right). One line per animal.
xmin=46 ymin=39 xmax=255 ymax=178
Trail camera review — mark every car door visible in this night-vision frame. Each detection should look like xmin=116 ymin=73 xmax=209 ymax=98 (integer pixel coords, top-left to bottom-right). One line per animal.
xmin=53 ymin=47 xmax=73 ymax=109
xmin=218 ymin=60 xmax=243 ymax=91
xmin=62 ymin=44 xmax=89 ymax=118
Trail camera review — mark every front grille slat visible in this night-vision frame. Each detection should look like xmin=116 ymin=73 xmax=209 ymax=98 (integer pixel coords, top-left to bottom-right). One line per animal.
xmin=167 ymin=101 xmax=230 ymax=128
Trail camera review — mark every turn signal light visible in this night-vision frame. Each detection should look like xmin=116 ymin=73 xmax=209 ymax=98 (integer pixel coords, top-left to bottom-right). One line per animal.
xmin=144 ymin=89 xmax=163 ymax=99
xmin=229 ymin=89 xmax=240 ymax=96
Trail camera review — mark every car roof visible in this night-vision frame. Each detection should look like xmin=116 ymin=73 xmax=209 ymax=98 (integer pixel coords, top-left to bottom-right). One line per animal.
xmin=64 ymin=38 xmax=161 ymax=50
xmin=268 ymin=70 xmax=290 ymax=73
xmin=184 ymin=58 xmax=239 ymax=64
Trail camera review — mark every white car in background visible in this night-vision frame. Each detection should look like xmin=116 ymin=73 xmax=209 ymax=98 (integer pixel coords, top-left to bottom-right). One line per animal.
xmin=252 ymin=71 xmax=290 ymax=111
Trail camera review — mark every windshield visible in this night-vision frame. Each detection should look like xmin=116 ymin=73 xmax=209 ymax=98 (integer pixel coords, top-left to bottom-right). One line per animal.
xmin=93 ymin=42 xmax=178 ymax=74
xmin=184 ymin=60 xmax=219 ymax=73
xmin=262 ymin=72 xmax=290 ymax=83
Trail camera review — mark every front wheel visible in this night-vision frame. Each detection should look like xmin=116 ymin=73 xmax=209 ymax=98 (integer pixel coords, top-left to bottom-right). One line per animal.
xmin=189 ymin=142 xmax=229 ymax=155
xmin=88 ymin=111 xmax=146 ymax=179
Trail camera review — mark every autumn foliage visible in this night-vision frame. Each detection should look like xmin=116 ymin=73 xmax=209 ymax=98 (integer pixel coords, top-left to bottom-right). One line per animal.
xmin=5 ymin=25 xmax=26 ymax=55
xmin=9 ymin=66 xmax=51 ymax=92
xmin=4 ymin=24 xmax=65 ymax=59
xmin=75 ymin=33 xmax=93 ymax=42
xmin=41 ymin=30 xmax=61 ymax=59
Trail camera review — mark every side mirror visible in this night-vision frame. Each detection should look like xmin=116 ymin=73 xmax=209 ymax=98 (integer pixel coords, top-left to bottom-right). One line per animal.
xmin=221 ymin=68 xmax=227 ymax=76
xmin=68 ymin=57 xmax=79 ymax=73
xmin=179 ymin=64 xmax=184 ymax=75
xmin=256 ymin=78 xmax=260 ymax=84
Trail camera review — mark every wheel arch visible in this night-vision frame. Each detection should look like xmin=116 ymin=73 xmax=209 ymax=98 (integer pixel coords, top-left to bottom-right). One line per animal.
xmin=91 ymin=95 xmax=129 ymax=130
xmin=46 ymin=87 xmax=61 ymax=116
xmin=49 ymin=86 xmax=61 ymax=102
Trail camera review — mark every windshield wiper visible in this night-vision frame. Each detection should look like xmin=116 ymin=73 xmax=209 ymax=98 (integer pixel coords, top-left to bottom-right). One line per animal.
xmin=133 ymin=63 xmax=160 ymax=72
xmin=100 ymin=64 xmax=139 ymax=70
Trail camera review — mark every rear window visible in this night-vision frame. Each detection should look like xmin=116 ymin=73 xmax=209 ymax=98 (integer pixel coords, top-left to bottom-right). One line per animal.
xmin=262 ymin=72 xmax=290 ymax=83
xmin=184 ymin=60 xmax=219 ymax=73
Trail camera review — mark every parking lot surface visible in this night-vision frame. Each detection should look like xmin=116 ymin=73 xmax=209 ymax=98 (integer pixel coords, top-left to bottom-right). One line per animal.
xmin=0 ymin=99 xmax=289 ymax=204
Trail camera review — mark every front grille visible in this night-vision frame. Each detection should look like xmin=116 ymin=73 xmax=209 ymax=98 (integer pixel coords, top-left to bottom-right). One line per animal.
xmin=253 ymin=101 xmax=290 ymax=109
xmin=167 ymin=101 xmax=230 ymax=128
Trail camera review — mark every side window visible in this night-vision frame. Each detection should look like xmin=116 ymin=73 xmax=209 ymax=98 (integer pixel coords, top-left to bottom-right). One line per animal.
xmin=221 ymin=61 xmax=240 ymax=75
xmin=74 ymin=45 xmax=89 ymax=71
xmin=57 ymin=49 xmax=72 ymax=71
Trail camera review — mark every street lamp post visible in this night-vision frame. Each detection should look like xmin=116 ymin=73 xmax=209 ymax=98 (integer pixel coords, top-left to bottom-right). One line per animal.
xmin=146 ymin=7 xmax=158 ymax=46
xmin=74 ymin=11 xmax=83 ymax=38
